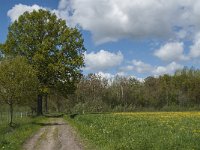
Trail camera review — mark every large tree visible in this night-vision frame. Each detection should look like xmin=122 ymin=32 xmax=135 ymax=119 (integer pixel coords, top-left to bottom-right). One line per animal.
xmin=0 ymin=56 xmax=38 ymax=126
xmin=0 ymin=10 xmax=86 ymax=115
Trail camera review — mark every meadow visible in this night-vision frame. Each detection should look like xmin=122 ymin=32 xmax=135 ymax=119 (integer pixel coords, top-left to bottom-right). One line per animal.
xmin=67 ymin=112 xmax=200 ymax=150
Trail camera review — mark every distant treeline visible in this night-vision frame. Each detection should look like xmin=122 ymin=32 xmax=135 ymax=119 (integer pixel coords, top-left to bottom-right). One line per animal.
xmin=54 ymin=67 xmax=200 ymax=113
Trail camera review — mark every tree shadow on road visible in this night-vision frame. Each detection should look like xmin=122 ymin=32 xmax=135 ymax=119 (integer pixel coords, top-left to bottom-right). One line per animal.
xmin=32 ymin=122 xmax=66 ymax=126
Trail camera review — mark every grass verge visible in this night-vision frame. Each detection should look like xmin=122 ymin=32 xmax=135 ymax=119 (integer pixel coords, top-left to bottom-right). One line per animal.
xmin=0 ymin=117 xmax=47 ymax=150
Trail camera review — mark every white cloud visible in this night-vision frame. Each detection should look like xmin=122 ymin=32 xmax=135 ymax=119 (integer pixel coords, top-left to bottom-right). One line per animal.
xmin=58 ymin=0 xmax=200 ymax=44
xmin=153 ymin=62 xmax=183 ymax=76
xmin=132 ymin=60 xmax=153 ymax=73
xmin=121 ymin=60 xmax=183 ymax=76
xmin=58 ymin=0 xmax=69 ymax=10
xmin=116 ymin=72 xmax=127 ymax=76
xmin=7 ymin=3 xmax=64 ymax=23
xmin=95 ymin=71 xmax=144 ymax=83
xmin=84 ymin=50 xmax=123 ymax=71
xmin=9 ymin=1 xmax=200 ymax=44
xmin=7 ymin=4 xmax=46 ymax=22
xmin=96 ymin=72 xmax=114 ymax=79
xmin=189 ymin=32 xmax=200 ymax=58
xmin=176 ymin=30 xmax=187 ymax=39
xmin=154 ymin=42 xmax=188 ymax=61
xmin=7 ymin=3 xmax=72 ymax=26
xmin=96 ymin=71 xmax=128 ymax=79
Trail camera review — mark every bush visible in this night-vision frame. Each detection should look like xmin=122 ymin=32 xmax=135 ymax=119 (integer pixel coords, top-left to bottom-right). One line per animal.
xmin=71 ymin=99 xmax=110 ymax=114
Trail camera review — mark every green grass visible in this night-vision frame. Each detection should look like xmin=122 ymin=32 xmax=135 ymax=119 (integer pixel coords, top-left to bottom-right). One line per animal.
xmin=0 ymin=116 xmax=47 ymax=150
xmin=66 ymin=112 xmax=200 ymax=150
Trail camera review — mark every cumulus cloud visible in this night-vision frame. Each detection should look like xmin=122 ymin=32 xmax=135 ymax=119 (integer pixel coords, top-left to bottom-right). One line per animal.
xmin=132 ymin=60 xmax=153 ymax=73
xmin=84 ymin=50 xmax=123 ymax=71
xmin=58 ymin=0 xmax=200 ymax=44
xmin=8 ymin=0 xmax=200 ymax=44
xmin=7 ymin=3 xmax=64 ymax=23
xmin=189 ymin=33 xmax=200 ymax=58
xmin=7 ymin=4 xmax=46 ymax=22
xmin=153 ymin=62 xmax=183 ymax=76
xmin=154 ymin=42 xmax=188 ymax=61
xmin=121 ymin=60 xmax=183 ymax=76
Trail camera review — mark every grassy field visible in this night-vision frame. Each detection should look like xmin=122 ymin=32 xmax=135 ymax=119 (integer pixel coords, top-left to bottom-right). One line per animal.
xmin=0 ymin=116 xmax=47 ymax=150
xmin=67 ymin=112 xmax=200 ymax=150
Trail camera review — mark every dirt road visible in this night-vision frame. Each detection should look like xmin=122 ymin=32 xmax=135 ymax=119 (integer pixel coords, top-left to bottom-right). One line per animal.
xmin=23 ymin=118 xmax=83 ymax=150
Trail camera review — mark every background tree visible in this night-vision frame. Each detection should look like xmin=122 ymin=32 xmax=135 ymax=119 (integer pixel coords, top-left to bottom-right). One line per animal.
xmin=0 ymin=10 xmax=86 ymax=115
xmin=62 ymin=67 xmax=200 ymax=113
xmin=0 ymin=57 xmax=38 ymax=126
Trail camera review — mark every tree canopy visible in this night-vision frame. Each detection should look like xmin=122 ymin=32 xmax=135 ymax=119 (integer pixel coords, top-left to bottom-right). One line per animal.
xmin=0 ymin=9 xmax=86 ymax=115
xmin=0 ymin=56 xmax=38 ymax=125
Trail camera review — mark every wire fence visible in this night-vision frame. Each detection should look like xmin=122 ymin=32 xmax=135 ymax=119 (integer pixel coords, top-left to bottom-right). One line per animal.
xmin=0 ymin=106 xmax=29 ymax=125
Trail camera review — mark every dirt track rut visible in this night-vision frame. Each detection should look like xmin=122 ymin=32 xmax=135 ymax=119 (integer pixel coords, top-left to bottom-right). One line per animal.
xmin=23 ymin=118 xmax=83 ymax=150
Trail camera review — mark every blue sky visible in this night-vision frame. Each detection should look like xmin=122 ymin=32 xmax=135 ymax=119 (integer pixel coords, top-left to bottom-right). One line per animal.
xmin=1 ymin=0 xmax=200 ymax=79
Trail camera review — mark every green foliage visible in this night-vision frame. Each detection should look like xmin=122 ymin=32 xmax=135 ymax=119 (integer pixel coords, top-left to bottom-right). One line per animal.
xmin=72 ymin=100 xmax=110 ymax=114
xmin=0 ymin=56 xmax=38 ymax=103
xmin=66 ymin=67 xmax=200 ymax=113
xmin=67 ymin=112 xmax=200 ymax=150
xmin=0 ymin=57 xmax=38 ymax=101
xmin=0 ymin=56 xmax=38 ymax=124
xmin=1 ymin=9 xmax=86 ymax=96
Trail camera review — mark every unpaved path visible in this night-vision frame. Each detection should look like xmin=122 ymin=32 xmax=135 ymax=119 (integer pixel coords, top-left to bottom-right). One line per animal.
xmin=23 ymin=118 xmax=83 ymax=150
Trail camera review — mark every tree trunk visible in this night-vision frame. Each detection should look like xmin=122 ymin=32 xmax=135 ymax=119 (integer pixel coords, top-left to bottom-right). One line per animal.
xmin=37 ymin=94 xmax=43 ymax=116
xmin=44 ymin=94 xmax=48 ymax=113
xmin=9 ymin=103 xmax=13 ymax=126
xmin=121 ymin=85 xmax=124 ymax=101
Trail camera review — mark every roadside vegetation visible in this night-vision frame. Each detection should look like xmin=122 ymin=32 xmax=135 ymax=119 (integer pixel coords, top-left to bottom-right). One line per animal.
xmin=0 ymin=114 xmax=46 ymax=150
xmin=67 ymin=112 xmax=200 ymax=150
